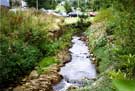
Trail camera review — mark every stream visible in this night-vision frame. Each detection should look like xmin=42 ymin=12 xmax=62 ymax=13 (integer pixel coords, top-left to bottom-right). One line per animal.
xmin=53 ymin=36 xmax=96 ymax=91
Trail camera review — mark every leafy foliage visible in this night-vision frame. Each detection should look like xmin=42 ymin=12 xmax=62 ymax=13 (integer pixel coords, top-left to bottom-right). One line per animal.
xmin=25 ymin=0 xmax=57 ymax=9
xmin=0 ymin=8 xmax=64 ymax=86
xmin=36 ymin=57 xmax=59 ymax=74
xmin=55 ymin=4 xmax=66 ymax=13
xmin=64 ymin=1 xmax=72 ymax=13
xmin=113 ymin=80 xmax=135 ymax=91
xmin=80 ymin=0 xmax=135 ymax=91
xmin=109 ymin=70 xmax=127 ymax=80
xmin=0 ymin=7 xmax=81 ymax=87
xmin=91 ymin=0 xmax=135 ymax=79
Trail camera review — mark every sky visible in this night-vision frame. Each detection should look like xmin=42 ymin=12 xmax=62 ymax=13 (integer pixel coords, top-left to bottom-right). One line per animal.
xmin=0 ymin=0 xmax=10 ymax=7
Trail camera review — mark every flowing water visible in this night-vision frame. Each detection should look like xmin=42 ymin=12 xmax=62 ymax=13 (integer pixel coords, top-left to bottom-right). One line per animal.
xmin=53 ymin=36 xmax=96 ymax=91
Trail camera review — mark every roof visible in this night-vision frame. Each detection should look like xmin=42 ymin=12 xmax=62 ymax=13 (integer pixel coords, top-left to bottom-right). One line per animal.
xmin=0 ymin=0 xmax=10 ymax=7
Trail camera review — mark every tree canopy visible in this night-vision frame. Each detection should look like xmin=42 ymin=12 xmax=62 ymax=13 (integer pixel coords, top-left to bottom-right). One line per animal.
xmin=25 ymin=0 xmax=57 ymax=9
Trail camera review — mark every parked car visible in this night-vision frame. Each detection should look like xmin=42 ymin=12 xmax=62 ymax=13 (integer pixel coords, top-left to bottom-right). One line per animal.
xmin=89 ymin=12 xmax=97 ymax=17
xmin=68 ymin=11 xmax=82 ymax=17
xmin=59 ymin=12 xmax=68 ymax=17
xmin=68 ymin=12 xmax=77 ymax=17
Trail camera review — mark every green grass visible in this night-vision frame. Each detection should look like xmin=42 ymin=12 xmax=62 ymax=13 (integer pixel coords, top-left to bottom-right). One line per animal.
xmin=0 ymin=8 xmax=66 ymax=84
xmin=93 ymin=46 xmax=110 ymax=73
xmin=76 ymin=15 xmax=113 ymax=91
xmin=36 ymin=56 xmax=60 ymax=74
xmin=64 ymin=17 xmax=80 ymax=25
xmin=38 ymin=57 xmax=59 ymax=68
xmin=85 ymin=26 xmax=110 ymax=73
xmin=36 ymin=25 xmax=77 ymax=74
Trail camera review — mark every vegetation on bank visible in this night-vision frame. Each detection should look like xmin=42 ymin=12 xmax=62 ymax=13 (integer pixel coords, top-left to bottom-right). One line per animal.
xmin=0 ymin=8 xmax=76 ymax=87
xmin=0 ymin=8 xmax=58 ymax=86
xmin=0 ymin=0 xmax=135 ymax=90
xmin=0 ymin=7 xmax=90 ymax=88
xmin=72 ymin=0 xmax=135 ymax=91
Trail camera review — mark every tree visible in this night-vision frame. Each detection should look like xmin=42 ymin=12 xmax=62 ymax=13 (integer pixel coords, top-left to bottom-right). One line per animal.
xmin=11 ymin=0 xmax=21 ymax=7
xmin=64 ymin=1 xmax=72 ymax=13
xmin=25 ymin=0 xmax=57 ymax=9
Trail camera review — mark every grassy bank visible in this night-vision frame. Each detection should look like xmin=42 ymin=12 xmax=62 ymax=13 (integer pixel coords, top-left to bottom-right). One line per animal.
xmin=71 ymin=9 xmax=115 ymax=91
xmin=71 ymin=2 xmax=135 ymax=90
xmin=0 ymin=7 xmax=90 ymax=88
xmin=0 ymin=8 xmax=77 ymax=87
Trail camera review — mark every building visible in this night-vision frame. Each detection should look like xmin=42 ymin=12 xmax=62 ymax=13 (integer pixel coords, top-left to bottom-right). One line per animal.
xmin=21 ymin=0 xmax=27 ymax=8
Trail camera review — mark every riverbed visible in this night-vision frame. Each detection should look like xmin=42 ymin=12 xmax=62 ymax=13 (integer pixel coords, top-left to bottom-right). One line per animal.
xmin=53 ymin=36 xmax=96 ymax=91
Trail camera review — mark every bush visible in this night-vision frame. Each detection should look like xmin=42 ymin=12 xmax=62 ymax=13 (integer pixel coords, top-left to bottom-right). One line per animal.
xmin=80 ymin=0 xmax=135 ymax=91
xmin=0 ymin=9 xmax=64 ymax=86
xmin=94 ymin=8 xmax=114 ymax=23
xmin=95 ymin=36 xmax=107 ymax=48
xmin=116 ymin=54 xmax=135 ymax=78
xmin=0 ymin=38 xmax=41 ymax=85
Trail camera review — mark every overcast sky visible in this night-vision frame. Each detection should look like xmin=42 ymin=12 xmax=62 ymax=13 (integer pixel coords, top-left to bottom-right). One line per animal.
xmin=0 ymin=0 xmax=10 ymax=7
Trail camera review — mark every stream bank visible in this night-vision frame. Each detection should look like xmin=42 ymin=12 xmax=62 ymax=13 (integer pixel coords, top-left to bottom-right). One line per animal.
xmin=3 ymin=17 xmax=91 ymax=91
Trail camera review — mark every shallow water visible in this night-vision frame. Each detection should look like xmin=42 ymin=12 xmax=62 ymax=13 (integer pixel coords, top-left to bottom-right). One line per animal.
xmin=53 ymin=36 xmax=96 ymax=91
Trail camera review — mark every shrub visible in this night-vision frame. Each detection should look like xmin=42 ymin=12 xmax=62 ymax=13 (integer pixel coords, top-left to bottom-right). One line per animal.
xmin=0 ymin=9 xmax=64 ymax=86
xmin=0 ymin=38 xmax=41 ymax=85
xmin=94 ymin=8 xmax=114 ymax=23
